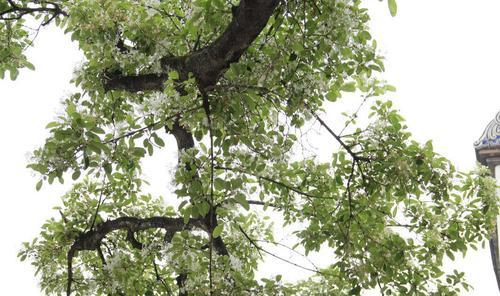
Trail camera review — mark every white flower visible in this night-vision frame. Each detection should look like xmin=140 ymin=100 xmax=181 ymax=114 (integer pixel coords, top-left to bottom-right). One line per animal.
xmin=229 ymin=255 xmax=243 ymax=272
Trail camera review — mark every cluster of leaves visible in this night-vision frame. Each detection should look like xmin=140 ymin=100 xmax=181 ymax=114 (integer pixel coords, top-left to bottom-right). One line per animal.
xmin=4 ymin=0 xmax=499 ymax=295
xmin=0 ymin=3 xmax=33 ymax=79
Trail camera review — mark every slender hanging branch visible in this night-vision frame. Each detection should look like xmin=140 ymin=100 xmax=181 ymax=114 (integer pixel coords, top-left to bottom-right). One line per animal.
xmin=201 ymin=90 xmax=215 ymax=295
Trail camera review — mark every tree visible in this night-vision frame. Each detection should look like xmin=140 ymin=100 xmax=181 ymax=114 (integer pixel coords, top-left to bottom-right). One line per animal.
xmin=3 ymin=0 xmax=498 ymax=295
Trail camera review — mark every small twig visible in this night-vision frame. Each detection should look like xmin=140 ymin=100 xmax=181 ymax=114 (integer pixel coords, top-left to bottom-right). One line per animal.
xmin=308 ymin=108 xmax=369 ymax=162
xmin=153 ymin=259 xmax=173 ymax=296
xmin=215 ymin=165 xmax=335 ymax=200
xmin=201 ymin=90 xmax=215 ymax=296
xmin=86 ymin=174 xmax=107 ymax=232
xmin=104 ymin=106 xmax=202 ymax=145
xmin=97 ymin=246 xmax=106 ymax=266
xmin=255 ymin=239 xmax=320 ymax=272
xmin=66 ymin=247 xmax=75 ymax=296
xmin=237 ymin=224 xmax=323 ymax=274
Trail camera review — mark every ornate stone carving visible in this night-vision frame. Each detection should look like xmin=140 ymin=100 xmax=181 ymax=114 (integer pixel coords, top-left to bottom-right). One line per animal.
xmin=475 ymin=110 xmax=500 ymax=150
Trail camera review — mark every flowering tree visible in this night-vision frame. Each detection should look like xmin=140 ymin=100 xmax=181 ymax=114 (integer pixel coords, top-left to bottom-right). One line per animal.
xmin=3 ymin=0 xmax=498 ymax=295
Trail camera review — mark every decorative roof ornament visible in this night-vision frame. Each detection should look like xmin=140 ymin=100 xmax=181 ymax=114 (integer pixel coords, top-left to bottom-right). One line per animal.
xmin=473 ymin=109 xmax=500 ymax=292
xmin=475 ymin=110 xmax=500 ymax=165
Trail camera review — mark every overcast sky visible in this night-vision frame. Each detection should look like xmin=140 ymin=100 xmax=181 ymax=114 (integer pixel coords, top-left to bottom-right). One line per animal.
xmin=0 ymin=1 xmax=499 ymax=295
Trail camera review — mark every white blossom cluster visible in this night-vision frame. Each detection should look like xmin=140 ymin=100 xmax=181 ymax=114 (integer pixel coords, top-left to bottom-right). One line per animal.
xmin=102 ymin=251 xmax=128 ymax=292
xmin=138 ymin=91 xmax=174 ymax=117
xmin=229 ymin=255 xmax=243 ymax=272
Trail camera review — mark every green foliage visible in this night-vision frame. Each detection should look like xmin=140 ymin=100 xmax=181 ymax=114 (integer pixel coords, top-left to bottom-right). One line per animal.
xmin=0 ymin=16 xmax=34 ymax=79
xmin=388 ymin=0 xmax=398 ymax=17
xmin=4 ymin=0 xmax=498 ymax=295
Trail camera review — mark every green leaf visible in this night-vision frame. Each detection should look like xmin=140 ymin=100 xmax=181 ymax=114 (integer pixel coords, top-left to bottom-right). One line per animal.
xmin=197 ymin=201 xmax=210 ymax=216
xmin=9 ymin=68 xmax=19 ymax=80
xmin=25 ymin=61 xmax=35 ymax=71
xmin=341 ymin=82 xmax=356 ymax=92
xmin=183 ymin=207 xmax=191 ymax=224
xmin=214 ymin=178 xmax=225 ymax=191
xmin=326 ymin=91 xmax=338 ymax=102
xmin=349 ymin=286 xmax=361 ymax=295
xmin=83 ymin=154 xmax=90 ymax=169
xmin=358 ymin=31 xmax=372 ymax=41
xmin=66 ymin=102 xmax=77 ymax=116
xmin=133 ymin=147 xmax=146 ymax=157
xmin=446 ymin=249 xmax=455 ymax=260
xmin=144 ymin=139 xmax=154 ymax=156
xmin=92 ymin=127 xmax=105 ymax=134
xmin=103 ymin=163 xmax=112 ymax=175
xmin=213 ymin=225 xmax=223 ymax=238
xmin=87 ymin=143 xmax=102 ymax=155
xmin=178 ymin=200 xmax=188 ymax=210
xmin=386 ymin=84 xmax=397 ymax=92
xmin=35 ymin=180 xmax=43 ymax=191
xmin=45 ymin=122 xmax=59 ymax=129
xmin=169 ymin=71 xmax=179 ymax=80
xmin=234 ymin=192 xmax=250 ymax=210
xmin=388 ymin=0 xmax=398 ymax=17
xmin=72 ymin=170 xmax=81 ymax=180
xmin=153 ymin=135 xmax=165 ymax=147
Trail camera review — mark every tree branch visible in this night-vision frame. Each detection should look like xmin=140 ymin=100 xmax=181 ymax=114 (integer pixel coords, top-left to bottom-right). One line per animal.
xmin=103 ymin=0 xmax=281 ymax=92
xmin=66 ymin=216 xmax=205 ymax=296
xmin=309 ymin=109 xmax=369 ymax=162
xmin=236 ymin=224 xmax=322 ymax=274
xmin=103 ymin=72 xmax=168 ymax=93
xmin=215 ymin=165 xmax=335 ymax=200
xmin=1 ymin=0 xmax=67 ymax=25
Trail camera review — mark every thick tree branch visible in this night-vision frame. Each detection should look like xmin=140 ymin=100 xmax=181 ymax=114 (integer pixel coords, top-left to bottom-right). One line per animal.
xmin=103 ymin=72 xmax=168 ymax=93
xmin=103 ymin=0 xmax=281 ymax=92
xmin=167 ymin=120 xmax=229 ymax=257
xmin=186 ymin=0 xmax=281 ymax=89
xmin=70 ymin=217 xmax=204 ymax=252
xmin=66 ymin=215 xmax=228 ymax=295
xmin=176 ymin=273 xmax=188 ymax=296
xmin=66 ymin=216 xmax=205 ymax=296
xmin=168 ymin=120 xmax=195 ymax=153
xmin=126 ymin=229 xmax=143 ymax=250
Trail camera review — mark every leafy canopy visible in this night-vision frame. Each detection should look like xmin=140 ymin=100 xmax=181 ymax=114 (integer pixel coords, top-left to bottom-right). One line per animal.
xmin=2 ymin=0 xmax=498 ymax=295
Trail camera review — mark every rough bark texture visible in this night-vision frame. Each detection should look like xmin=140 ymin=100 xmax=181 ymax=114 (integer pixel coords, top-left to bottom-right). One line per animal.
xmin=70 ymin=217 xmax=204 ymax=252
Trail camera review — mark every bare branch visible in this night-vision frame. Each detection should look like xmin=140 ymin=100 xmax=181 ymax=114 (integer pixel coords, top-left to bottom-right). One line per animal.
xmin=237 ymin=224 xmax=323 ymax=274
xmin=309 ymin=109 xmax=369 ymax=162
xmin=215 ymin=165 xmax=336 ymax=200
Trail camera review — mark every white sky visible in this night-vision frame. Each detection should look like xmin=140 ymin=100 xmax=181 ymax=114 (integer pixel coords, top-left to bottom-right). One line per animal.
xmin=0 ymin=1 xmax=499 ymax=295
